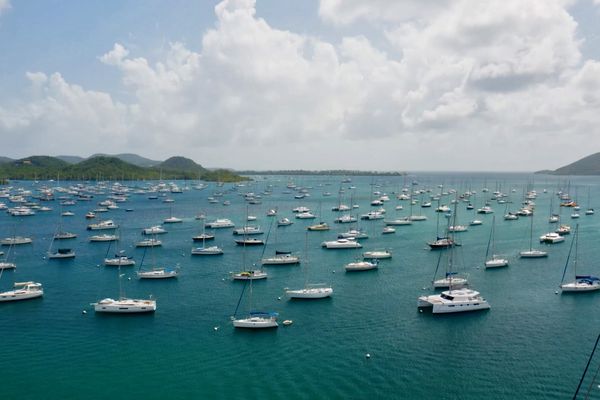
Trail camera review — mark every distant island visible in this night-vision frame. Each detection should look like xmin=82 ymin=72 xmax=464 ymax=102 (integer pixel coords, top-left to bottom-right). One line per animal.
xmin=237 ymin=169 xmax=405 ymax=176
xmin=536 ymin=152 xmax=600 ymax=175
xmin=0 ymin=154 xmax=246 ymax=182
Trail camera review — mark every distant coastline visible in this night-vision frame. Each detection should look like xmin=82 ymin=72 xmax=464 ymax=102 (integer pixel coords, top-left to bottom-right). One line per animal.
xmin=237 ymin=169 xmax=406 ymax=176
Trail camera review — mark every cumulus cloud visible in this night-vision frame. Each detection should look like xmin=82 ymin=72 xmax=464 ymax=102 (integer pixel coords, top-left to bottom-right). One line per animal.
xmin=0 ymin=0 xmax=598 ymax=170
xmin=0 ymin=0 xmax=10 ymax=16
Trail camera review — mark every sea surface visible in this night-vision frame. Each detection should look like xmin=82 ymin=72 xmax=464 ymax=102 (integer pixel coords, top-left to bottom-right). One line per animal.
xmin=2 ymin=172 xmax=600 ymax=399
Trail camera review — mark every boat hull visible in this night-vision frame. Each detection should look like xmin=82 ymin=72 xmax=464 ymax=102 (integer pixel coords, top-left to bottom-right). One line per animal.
xmin=286 ymin=287 xmax=333 ymax=298
xmin=232 ymin=317 xmax=278 ymax=329
xmin=93 ymin=298 xmax=156 ymax=313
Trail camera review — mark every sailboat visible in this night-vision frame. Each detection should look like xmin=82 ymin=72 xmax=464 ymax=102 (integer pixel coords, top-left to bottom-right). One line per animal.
xmin=559 ymin=224 xmax=600 ymax=292
xmin=0 ymin=281 xmax=43 ymax=302
xmin=137 ymin=236 xmax=179 ymax=279
xmin=484 ymin=216 xmax=508 ymax=268
xmin=519 ymin=210 xmax=548 ymax=258
xmin=585 ymin=187 xmax=594 ymax=215
xmin=191 ymin=218 xmax=223 ymax=255
xmin=0 ymin=240 xmax=17 ymax=270
xmin=286 ymin=233 xmax=333 ymax=298
xmin=163 ymin=205 xmax=182 ymax=224
xmin=47 ymin=224 xmax=76 ymax=259
xmin=261 ymin=219 xmax=300 ymax=265
xmin=231 ymin=279 xmax=278 ymax=329
xmin=104 ymin=230 xmax=136 ymax=266
xmin=232 ymin=208 xmax=268 ymax=280
xmin=92 ymin=266 xmax=156 ymax=313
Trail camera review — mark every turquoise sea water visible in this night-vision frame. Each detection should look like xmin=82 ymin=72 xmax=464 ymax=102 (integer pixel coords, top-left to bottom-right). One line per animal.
xmin=2 ymin=172 xmax=600 ymax=399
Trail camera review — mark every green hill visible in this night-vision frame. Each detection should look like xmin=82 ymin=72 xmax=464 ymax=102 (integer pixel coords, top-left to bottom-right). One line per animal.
xmin=159 ymin=156 xmax=205 ymax=172
xmin=537 ymin=152 xmax=600 ymax=175
xmin=56 ymin=155 xmax=85 ymax=164
xmin=90 ymin=153 xmax=160 ymax=167
xmin=0 ymin=154 xmax=247 ymax=182
xmin=0 ymin=156 xmax=13 ymax=164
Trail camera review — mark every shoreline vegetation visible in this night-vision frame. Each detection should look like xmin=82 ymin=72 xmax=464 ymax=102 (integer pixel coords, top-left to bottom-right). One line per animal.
xmin=237 ymin=169 xmax=405 ymax=176
xmin=0 ymin=155 xmax=246 ymax=182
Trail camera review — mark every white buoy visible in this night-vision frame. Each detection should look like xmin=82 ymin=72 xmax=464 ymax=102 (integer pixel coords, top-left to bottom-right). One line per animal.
xmin=419 ymin=309 xmax=423 ymax=313
xmin=277 ymin=296 xmax=281 ymax=300
xmin=555 ymin=290 xmax=559 ymax=294
xmin=128 ymin=277 xmax=131 ymax=281
xmin=365 ymin=353 xmax=371 ymax=359
xmin=214 ymin=326 xmax=219 ymax=331
xmin=82 ymin=310 xmax=87 ymax=315
xmin=283 ymin=320 xmax=293 ymax=326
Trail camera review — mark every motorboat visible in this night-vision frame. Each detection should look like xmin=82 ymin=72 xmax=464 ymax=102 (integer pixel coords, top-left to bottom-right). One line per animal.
xmin=92 ymin=298 xmax=156 ymax=313
xmin=477 ymin=206 xmax=494 ymax=214
xmin=334 ymin=214 xmax=357 ymax=223
xmin=233 ymin=226 xmax=263 ymax=235
xmin=382 ymin=227 xmax=396 ymax=234
xmin=338 ymin=229 xmax=368 ymax=239
xmin=321 ymin=238 xmax=362 ymax=249
xmin=191 ymin=245 xmax=223 ymax=255
xmin=231 ymin=270 xmax=268 ymax=280
xmin=261 ymin=253 xmax=300 ymax=265
xmin=345 ymin=260 xmax=378 ymax=271
xmin=89 ymin=234 xmax=118 ymax=242
xmin=286 ymin=284 xmax=333 ymax=299
xmin=0 ymin=282 xmax=43 ymax=302
xmin=54 ymin=231 xmax=77 ymax=240
xmin=277 ymin=217 xmax=293 ymax=226
xmin=1 ymin=236 xmax=33 ymax=246
xmin=104 ymin=255 xmax=136 ymax=266
xmin=307 ymin=222 xmax=330 ymax=231
xmin=418 ymin=288 xmax=490 ymax=314
xmin=519 ymin=249 xmax=548 ymax=258
xmin=163 ymin=216 xmax=183 ymax=224
xmin=448 ymin=225 xmax=468 ymax=232
xmin=205 ymin=218 xmax=235 ymax=229
xmin=295 ymin=212 xmax=316 ymax=219
xmin=142 ymin=226 xmax=167 ymax=235
xmin=384 ymin=217 xmax=412 ymax=226
xmin=363 ymin=250 xmax=392 ymax=259
xmin=192 ymin=233 xmax=215 ymax=242
xmin=136 ymin=238 xmax=162 ymax=247
xmin=87 ymin=220 xmax=118 ymax=230
xmin=137 ymin=267 xmax=179 ymax=279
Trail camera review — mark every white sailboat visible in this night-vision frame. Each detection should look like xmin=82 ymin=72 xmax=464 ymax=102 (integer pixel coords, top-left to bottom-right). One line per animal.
xmin=519 ymin=210 xmax=548 ymax=258
xmin=559 ymin=224 xmax=600 ymax=292
xmin=92 ymin=267 xmax=156 ymax=313
xmin=232 ymin=268 xmax=277 ymax=328
xmin=286 ymin=233 xmax=333 ymax=298
xmin=232 ymin=212 xmax=268 ymax=280
xmin=0 ymin=281 xmax=43 ymax=302
xmin=137 ymin=236 xmax=179 ymax=279
xmin=484 ymin=216 xmax=508 ymax=268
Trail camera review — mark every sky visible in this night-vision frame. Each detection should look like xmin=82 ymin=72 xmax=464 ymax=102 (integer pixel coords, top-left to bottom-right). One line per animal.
xmin=1 ymin=0 xmax=600 ymax=172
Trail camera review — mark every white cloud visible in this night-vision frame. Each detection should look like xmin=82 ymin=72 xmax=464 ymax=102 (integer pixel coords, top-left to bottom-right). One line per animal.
xmin=0 ymin=0 xmax=598 ymax=171
xmin=0 ymin=0 xmax=10 ymax=16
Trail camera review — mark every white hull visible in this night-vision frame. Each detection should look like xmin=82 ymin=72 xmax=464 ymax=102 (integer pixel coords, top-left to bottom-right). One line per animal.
xmin=418 ymin=288 xmax=490 ymax=314
xmin=0 ymin=282 xmax=43 ymax=302
xmin=232 ymin=316 xmax=278 ymax=328
xmin=0 ymin=290 xmax=43 ymax=302
xmin=560 ymin=282 xmax=600 ymax=292
xmin=432 ymin=277 xmax=468 ymax=288
xmin=363 ymin=251 xmax=392 ymax=259
xmin=519 ymin=250 xmax=548 ymax=258
xmin=191 ymin=246 xmax=223 ymax=255
xmin=261 ymin=255 xmax=300 ymax=265
xmin=104 ymin=257 xmax=136 ymax=266
xmin=93 ymin=298 xmax=156 ymax=313
xmin=137 ymin=269 xmax=178 ymax=279
xmin=232 ymin=270 xmax=268 ymax=280
xmin=0 ymin=262 xmax=16 ymax=270
xmin=485 ymin=258 xmax=509 ymax=268
xmin=47 ymin=251 xmax=75 ymax=259
xmin=345 ymin=261 xmax=377 ymax=271
xmin=286 ymin=287 xmax=333 ymax=298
